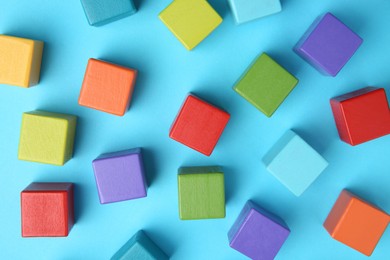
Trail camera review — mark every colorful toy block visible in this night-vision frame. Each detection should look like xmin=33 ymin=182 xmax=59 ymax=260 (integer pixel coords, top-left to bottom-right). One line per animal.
xmin=93 ymin=148 xmax=147 ymax=204
xmin=21 ymin=182 xmax=74 ymax=237
xmin=80 ymin=0 xmax=137 ymax=26
xmin=228 ymin=200 xmax=290 ymax=259
xmin=263 ymin=130 xmax=328 ymax=196
xmin=324 ymin=190 xmax=390 ymax=256
xmin=228 ymin=0 xmax=282 ymax=25
xmin=111 ymin=230 xmax=169 ymax=260
xmin=169 ymin=94 xmax=230 ymax=156
xmin=330 ymin=87 xmax=390 ymax=146
xmin=18 ymin=111 xmax=77 ymax=166
xmin=159 ymin=0 xmax=222 ymax=50
xmin=0 ymin=35 xmax=43 ymax=87
xmin=233 ymin=53 xmax=298 ymax=117
xmin=294 ymin=12 xmax=363 ymax=76
xmin=178 ymin=166 xmax=225 ymax=220
xmin=78 ymin=58 xmax=137 ymax=116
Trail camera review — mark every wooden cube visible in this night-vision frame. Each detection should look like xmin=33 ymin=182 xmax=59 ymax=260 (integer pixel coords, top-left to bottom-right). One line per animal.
xmin=0 ymin=35 xmax=43 ymax=87
xmin=228 ymin=0 xmax=282 ymax=24
xmin=21 ymin=182 xmax=74 ymax=237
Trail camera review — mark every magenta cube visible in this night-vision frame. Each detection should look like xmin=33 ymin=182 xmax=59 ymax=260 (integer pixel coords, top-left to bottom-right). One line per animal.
xmin=228 ymin=200 xmax=290 ymax=260
xmin=92 ymin=148 xmax=147 ymax=204
xmin=294 ymin=12 xmax=363 ymax=76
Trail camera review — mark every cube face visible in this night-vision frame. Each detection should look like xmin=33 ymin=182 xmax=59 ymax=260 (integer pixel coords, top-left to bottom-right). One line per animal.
xmin=178 ymin=166 xmax=225 ymax=220
xmin=330 ymin=87 xmax=390 ymax=146
xmin=18 ymin=111 xmax=77 ymax=166
xmin=295 ymin=13 xmax=363 ymax=76
xmin=159 ymin=0 xmax=222 ymax=50
xmin=21 ymin=183 xmax=74 ymax=237
xmin=169 ymin=95 xmax=230 ymax=156
xmin=228 ymin=0 xmax=282 ymax=24
xmin=263 ymin=130 xmax=328 ymax=196
xmin=234 ymin=53 xmax=298 ymax=117
xmin=229 ymin=201 xmax=290 ymax=259
xmin=324 ymin=190 xmax=390 ymax=256
xmin=80 ymin=0 xmax=136 ymax=26
xmin=0 ymin=35 xmax=43 ymax=87
xmin=78 ymin=59 xmax=137 ymax=116
xmin=93 ymin=148 xmax=147 ymax=204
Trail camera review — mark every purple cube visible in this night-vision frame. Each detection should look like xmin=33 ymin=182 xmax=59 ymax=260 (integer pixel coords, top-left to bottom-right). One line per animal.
xmin=228 ymin=200 xmax=290 ymax=260
xmin=92 ymin=148 xmax=147 ymax=204
xmin=294 ymin=12 xmax=363 ymax=77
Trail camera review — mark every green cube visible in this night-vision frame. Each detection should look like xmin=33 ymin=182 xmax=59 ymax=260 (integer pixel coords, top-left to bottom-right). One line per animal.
xmin=233 ymin=53 xmax=299 ymax=117
xmin=178 ymin=166 xmax=225 ymax=220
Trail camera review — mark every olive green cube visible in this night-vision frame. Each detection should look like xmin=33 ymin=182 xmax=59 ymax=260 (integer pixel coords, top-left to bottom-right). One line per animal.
xmin=233 ymin=53 xmax=299 ymax=117
xmin=178 ymin=166 xmax=225 ymax=220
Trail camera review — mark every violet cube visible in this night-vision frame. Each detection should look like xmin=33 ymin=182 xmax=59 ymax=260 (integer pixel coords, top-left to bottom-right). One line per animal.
xmin=92 ymin=148 xmax=147 ymax=204
xmin=228 ymin=200 xmax=290 ymax=260
xmin=294 ymin=12 xmax=363 ymax=77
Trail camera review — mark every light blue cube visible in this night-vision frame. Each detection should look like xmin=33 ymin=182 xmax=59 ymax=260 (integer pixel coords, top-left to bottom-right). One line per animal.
xmin=228 ymin=0 xmax=282 ymax=25
xmin=263 ymin=130 xmax=328 ymax=196
xmin=81 ymin=0 xmax=137 ymax=26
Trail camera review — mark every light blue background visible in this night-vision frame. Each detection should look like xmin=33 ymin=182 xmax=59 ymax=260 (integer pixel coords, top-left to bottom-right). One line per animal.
xmin=0 ymin=0 xmax=389 ymax=259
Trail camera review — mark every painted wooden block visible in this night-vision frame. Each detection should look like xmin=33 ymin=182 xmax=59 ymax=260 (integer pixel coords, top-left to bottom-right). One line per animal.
xmin=18 ymin=111 xmax=77 ymax=166
xmin=294 ymin=12 xmax=363 ymax=76
xmin=233 ymin=53 xmax=298 ymax=117
xmin=330 ymin=87 xmax=390 ymax=146
xmin=0 ymin=35 xmax=43 ymax=87
xmin=263 ymin=130 xmax=328 ymax=196
xmin=178 ymin=166 xmax=225 ymax=220
xmin=169 ymin=94 xmax=230 ymax=156
xmin=111 ymin=230 xmax=169 ymax=260
xmin=78 ymin=58 xmax=137 ymax=116
xmin=21 ymin=182 xmax=74 ymax=237
xmin=228 ymin=0 xmax=282 ymax=25
xmin=93 ymin=148 xmax=147 ymax=204
xmin=228 ymin=200 xmax=290 ymax=259
xmin=159 ymin=0 xmax=222 ymax=50
xmin=324 ymin=190 xmax=390 ymax=256
xmin=80 ymin=0 xmax=136 ymax=26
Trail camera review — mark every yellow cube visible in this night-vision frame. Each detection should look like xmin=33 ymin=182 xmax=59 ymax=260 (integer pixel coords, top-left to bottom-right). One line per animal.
xmin=159 ymin=0 xmax=222 ymax=50
xmin=0 ymin=35 xmax=44 ymax=87
xmin=18 ymin=111 xmax=77 ymax=166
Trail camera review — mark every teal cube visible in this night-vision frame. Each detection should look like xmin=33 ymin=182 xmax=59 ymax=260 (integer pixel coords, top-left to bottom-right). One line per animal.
xmin=228 ymin=0 xmax=282 ymax=25
xmin=263 ymin=130 xmax=328 ymax=196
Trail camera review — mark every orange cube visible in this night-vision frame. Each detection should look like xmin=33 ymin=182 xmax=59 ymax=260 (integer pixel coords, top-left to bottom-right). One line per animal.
xmin=78 ymin=58 xmax=137 ymax=116
xmin=324 ymin=190 xmax=390 ymax=256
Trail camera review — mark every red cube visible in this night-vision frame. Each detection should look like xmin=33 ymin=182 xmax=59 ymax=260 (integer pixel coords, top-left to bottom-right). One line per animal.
xmin=170 ymin=95 xmax=230 ymax=156
xmin=21 ymin=182 xmax=74 ymax=237
xmin=330 ymin=87 xmax=390 ymax=145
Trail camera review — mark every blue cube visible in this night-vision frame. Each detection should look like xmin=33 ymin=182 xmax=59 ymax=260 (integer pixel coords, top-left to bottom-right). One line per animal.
xmin=263 ymin=130 xmax=328 ymax=196
xmin=80 ymin=0 xmax=137 ymax=26
xmin=228 ymin=0 xmax=282 ymax=25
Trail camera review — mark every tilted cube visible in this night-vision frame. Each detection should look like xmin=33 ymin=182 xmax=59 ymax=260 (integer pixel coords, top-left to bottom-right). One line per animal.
xmin=228 ymin=0 xmax=282 ymax=25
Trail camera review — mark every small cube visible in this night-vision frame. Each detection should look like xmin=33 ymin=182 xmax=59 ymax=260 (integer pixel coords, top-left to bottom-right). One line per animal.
xmin=0 ymin=35 xmax=44 ymax=87
xmin=178 ymin=166 xmax=225 ymax=220
xmin=111 ymin=230 xmax=169 ymax=260
xmin=233 ymin=53 xmax=298 ymax=117
xmin=228 ymin=0 xmax=282 ymax=25
xmin=169 ymin=95 xmax=230 ymax=156
xmin=228 ymin=200 xmax=290 ymax=259
xmin=21 ymin=182 xmax=74 ymax=237
xmin=80 ymin=0 xmax=137 ymax=26
xmin=263 ymin=130 xmax=328 ymax=196
xmin=159 ymin=0 xmax=222 ymax=50
xmin=78 ymin=58 xmax=137 ymax=116
xmin=294 ymin=12 xmax=363 ymax=76
xmin=324 ymin=190 xmax=390 ymax=256
xmin=330 ymin=87 xmax=390 ymax=146
xmin=93 ymin=148 xmax=147 ymax=204
xmin=18 ymin=111 xmax=77 ymax=166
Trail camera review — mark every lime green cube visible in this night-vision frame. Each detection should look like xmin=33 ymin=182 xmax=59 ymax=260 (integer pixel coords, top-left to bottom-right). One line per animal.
xmin=233 ymin=53 xmax=299 ymax=117
xmin=178 ymin=166 xmax=225 ymax=220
